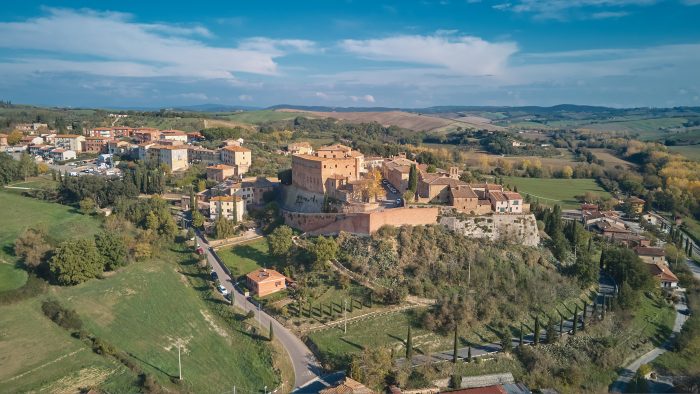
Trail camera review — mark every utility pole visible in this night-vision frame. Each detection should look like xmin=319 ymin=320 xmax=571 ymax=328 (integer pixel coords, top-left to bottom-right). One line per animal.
xmin=344 ymin=299 xmax=348 ymax=334
xmin=178 ymin=344 xmax=182 ymax=381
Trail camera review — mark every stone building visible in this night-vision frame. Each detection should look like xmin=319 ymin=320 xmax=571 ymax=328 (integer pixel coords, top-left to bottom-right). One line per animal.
xmin=291 ymin=144 xmax=363 ymax=194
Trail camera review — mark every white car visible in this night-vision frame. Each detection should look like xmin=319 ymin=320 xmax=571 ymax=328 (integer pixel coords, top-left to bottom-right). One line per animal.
xmin=217 ymin=284 xmax=229 ymax=296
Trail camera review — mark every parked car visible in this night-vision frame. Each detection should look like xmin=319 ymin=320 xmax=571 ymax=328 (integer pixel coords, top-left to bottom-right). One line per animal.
xmin=217 ymin=284 xmax=228 ymax=296
xmin=210 ymin=271 xmax=218 ymax=281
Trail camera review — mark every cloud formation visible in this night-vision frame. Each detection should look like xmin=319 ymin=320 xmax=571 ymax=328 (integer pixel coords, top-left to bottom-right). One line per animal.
xmin=341 ymin=34 xmax=517 ymax=76
xmin=0 ymin=8 xmax=312 ymax=80
xmin=496 ymin=0 xmax=658 ymax=19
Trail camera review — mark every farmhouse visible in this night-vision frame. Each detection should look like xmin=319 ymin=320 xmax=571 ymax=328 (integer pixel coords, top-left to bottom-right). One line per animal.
xmin=246 ymin=268 xmax=287 ymax=297
xmin=634 ymin=246 xmax=666 ymax=265
xmin=206 ymin=164 xmax=237 ymax=182
xmin=647 ymin=262 xmax=678 ymax=288
xmin=221 ymin=145 xmax=252 ymax=175
xmin=287 ymin=141 xmax=313 ymax=155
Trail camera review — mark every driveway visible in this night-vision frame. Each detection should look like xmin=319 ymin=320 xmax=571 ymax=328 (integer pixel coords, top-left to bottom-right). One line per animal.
xmin=609 ymin=295 xmax=690 ymax=393
xmin=194 ymin=232 xmax=322 ymax=390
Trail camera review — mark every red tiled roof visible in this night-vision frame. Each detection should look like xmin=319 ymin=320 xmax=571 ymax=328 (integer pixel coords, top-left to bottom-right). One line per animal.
xmin=648 ymin=263 xmax=678 ymax=283
xmin=246 ymin=268 xmax=286 ymax=284
xmin=222 ymin=145 xmax=251 ymax=153
xmin=634 ymin=246 xmax=665 ymax=257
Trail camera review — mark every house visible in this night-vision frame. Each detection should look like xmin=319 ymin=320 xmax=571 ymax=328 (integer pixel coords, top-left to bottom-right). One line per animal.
xmin=221 ymin=145 xmax=252 ymax=175
xmin=647 ymin=262 xmax=679 ymax=288
xmin=50 ymin=148 xmax=76 ymax=162
xmin=319 ymin=377 xmax=374 ymax=394
xmin=627 ymin=196 xmax=645 ymax=214
xmin=489 ymin=191 xmax=523 ymax=214
xmin=362 ymin=156 xmax=385 ymax=172
xmin=83 ymin=137 xmax=109 ymax=153
xmin=245 ymin=268 xmax=287 ymax=297
xmin=160 ymin=129 xmax=188 ymax=143
xmin=292 ymin=144 xmax=363 ymax=194
xmin=223 ymin=138 xmax=245 ymax=147
xmin=634 ymin=246 xmax=666 ymax=265
xmin=54 ymin=134 xmax=85 ymax=153
xmin=239 ymin=177 xmax=278 ymax=206
xmin=133 ymin=128 xmax=161 ymax=142
xmin=21 ymin=136 xmax=44 ymax=145
xmin=206 ymin=164 xmax=237 ymax=182
xmin=0 ymin=133 xmax=7 ymax=146
xmin=158 ymin=146 xmax=189 ymax=172
xmin=188 ymin=146 xmax=220 ymax=165
xmin=107 ymin=140 xmax=131 ymax=155
xmin=89 ymin=127 xmax=114 ymax=138
xmin=209 ymin=195 xmax=245 ymax=222
xmin=449 ymin=185 xmax=479 ymax=213
xmin=417 ymin=173 xmax=468 ymax=203
xmin=287 ymin=141 xmax=313 ymax=155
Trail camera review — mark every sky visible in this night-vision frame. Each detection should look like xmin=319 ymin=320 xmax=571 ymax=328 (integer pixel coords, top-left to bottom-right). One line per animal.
xmin=1 ymin=1 xmax=699 ymax=108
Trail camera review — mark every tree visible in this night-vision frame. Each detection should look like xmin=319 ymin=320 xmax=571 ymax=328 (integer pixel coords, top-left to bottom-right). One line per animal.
xmin=79 ymin=198 xmax=96 ymax=215
xmin=408 ymin=164 xmax=418 ymax=193
xmin=312 ymin=236 xmax=338 ymax=265
xmin=14 ymin=227 xmax=53 ymax=271
xmin=467 ymin=346 xmax=472 ymax=362
xmin=94 ymin=232 xmax=128 ymax=270
xmin=214 ymin=217 xmax=236 ymax=239
xmin=453 ymin=326 xmax=459 ymax=363
xmin=197 ymin=179 xmax=206 ymax=192
xmin=49 ymin=239 xmax=105 ymax=285
xmin=192 ymin=209 xmax=204 ymax=229
xmin=545 ymin=318 xmax=557 ymax=343
xmin=406 ymin=325 xmax=413 ymax=359
xmin=533 ymin=316 xmax=540 ymax=345
xmin=572 ymin=305 xmax=579 ymax=335
xmin=7 ymin=130 xmax=22 ymax=145
xmin=17 ymin=153 xmax=37 ymax=180
xmin=349 ymin=347 xmax=392 ymax=390
xmin=269 ymin=321 xmax=274 ymax=341
xmin=561 ymin=166 xmax=574 ymax=179
xmin=268 ymin=225 xmax=294 ymax=258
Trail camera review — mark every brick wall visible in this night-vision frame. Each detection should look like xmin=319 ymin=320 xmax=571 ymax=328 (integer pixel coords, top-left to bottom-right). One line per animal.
xmin=282 ymin=207 xmax=439 ymax=235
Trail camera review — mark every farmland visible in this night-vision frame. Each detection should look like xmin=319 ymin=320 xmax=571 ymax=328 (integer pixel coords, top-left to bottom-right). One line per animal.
xmin=667 ymin=144 xmax=700 ymax=161
xmin=0 ymin=194 xmax=281 ymax=393
xmin=575 ymin=117 xmax=690 ymax=139
xmin=502 ymin=177 xmax=613 ymax=209
xmin=0 ymin=191 xmax=101 ymax=282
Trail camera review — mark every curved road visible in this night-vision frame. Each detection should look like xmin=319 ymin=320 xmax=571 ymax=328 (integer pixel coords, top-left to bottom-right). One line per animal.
xmin=194 ymin=232 xmax=322 ymax=391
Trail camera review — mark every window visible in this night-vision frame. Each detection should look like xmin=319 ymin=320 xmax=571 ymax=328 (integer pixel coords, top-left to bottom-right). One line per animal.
xmin=512 ymin=200 xmax=519 ymax=205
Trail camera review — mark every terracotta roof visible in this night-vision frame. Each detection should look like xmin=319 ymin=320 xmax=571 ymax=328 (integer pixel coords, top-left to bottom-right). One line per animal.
xmin=470 ymin=183 xmax=504 ymax=191
xmin=210 ymin=195 xmax=242 ymax=202
xmin=246 ymin=268 xmax=286 ymax=284
xmin=157 ymin=145 xmax=188 ymax=151
xmin=222 ymin=145 xmax=251 ymax=153
xmin=490 ymin=191 xmax=508 ymax=202
xmin=293 ymin=154 xmax=327 ymax=162
xmin=628 ymin=196 xmax=645 ymax=204
xmin=634 ymin=246 xmax=665 ymax=257
xmin=648 ymin=263 xmax=678 ymax=283
xmin=319 ymin=377 xmax=374 ymax=394
xmin=503 ymin=191 xmax=523 ymax=200
xmin=478 ymin=199 xmax=491 ymax=205
xmin=318 ymin=144 xmax=352 ymax=152
xmin=450 ymin=185 xmax=478 ymax=199
xmin=51 ymin=148 xmax=66 ymax=153
xmin=55 ymin=134 xmax=82 ymax=138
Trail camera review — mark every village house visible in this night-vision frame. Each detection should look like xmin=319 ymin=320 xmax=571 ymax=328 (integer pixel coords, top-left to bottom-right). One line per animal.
xmin=133 ymin=128 xmax=161 ymax=142
xmin=634 ymin=246 xmax=667 ymax=265
xmin=292 ymin=144 xmax=363 ymax=194
xmin=160 ymin=129 xmax=188 ymax=143
xmin=89 ymin=127 xmax=114 ymax=138
xmin=381 ymin=155 xmax=418 ymax=193
xmin=106 ymin=140 xmax=131 ymax=155
xmin=50 ymin=148 xmax=76 ymax=162
xmin=287 ymin=141 xmax=313 ymax=155
xmin=416 ymin=169 xmax=466 ymax=203
xmin=239 ymin=177 xmax=278 ymax=206
xmin=209 ymin=195 xmax=245 ymax=222
xmin=54 ymin=134 xmax=85 ymax=153
xmin=187 ymin=146 xmax=220 ymax=165
xmin=245 ymin=268 xmax=287 ymax=297
xmin=489 ymin=191 xmax=524 ymax=213
xmin=138 ymin=144 xmax=188 ymax=171
xmin=21 ymin=135 xmax=44 ymax=145
xmin=627 ymin=196 xmax=645 ymax=214
xmin=221 ymin=145 xmax=252 ymax=175
xmin=648 ymin=263 xmax=679 ymax=289
xmin=448 ymin=185 xmax=481 ymax=213
xmin=206 ymin=164 xmax=237 ymax=182
xmin=362 ymin=156 xmax=385 ymax=172
xmin=82 ymin=136 xmax=109 ymax=153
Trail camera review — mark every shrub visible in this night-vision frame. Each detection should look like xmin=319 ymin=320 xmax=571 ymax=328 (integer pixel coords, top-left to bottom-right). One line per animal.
xmin=41 ymin=299 xmax=83 ymax=331
xmin=91 ymin=337 xmax=117 ymax=356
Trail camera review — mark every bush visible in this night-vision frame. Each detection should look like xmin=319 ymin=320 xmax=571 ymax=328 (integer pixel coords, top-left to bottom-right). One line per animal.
xmin=41 ymin=299 xmax=83 ymax=331
xmin=91 ymin=337 xmax=117 ymax=356
xmin=0 ymin=275 xmax=48 ymax=305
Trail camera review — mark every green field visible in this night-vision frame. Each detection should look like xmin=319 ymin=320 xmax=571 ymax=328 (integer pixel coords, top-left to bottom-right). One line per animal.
xmin=0 ymin=263 xmax=28 ymax=292
xmin=220 ymin=110 xmax=312 ymax=124
xmin=667 ymin=145 xmax=700 ymax=161
xmin=217 ymin=238 xmax=279 ymax=277
xmin=503 ymin=177 xmax=613 ymax=209
xmin=8 ymin=176 xmax=59 ymax=190
xmin=0 ymin=194 xmax=280 ymax=392
xmin=0 ymin=191 xmax=101 ymax=288
xmin=578 ymin=117 xmax=689 ymax=140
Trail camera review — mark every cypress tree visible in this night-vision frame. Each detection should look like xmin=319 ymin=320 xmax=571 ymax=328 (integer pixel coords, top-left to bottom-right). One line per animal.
xmin=572 ymin=305 xmax=579 ymax=335
xmin=467 ymin=346 xmax=472 ymax=363
xmin=406 ymin=326 xmax=413 ymax=360
xmin=559 ymin=314 xmax=564 ymax=336
xmin=453 ymin=326 xmax=459 ymax=363
xmin=269 ymin=321 xmax=274 ymax=341
xmin=582 ymin=304 xmax=588 ymax=331
xmin=519 ymin=323 xmax=524 ymax=347
xmin=533 ymin=316 xmax=540 ymax=345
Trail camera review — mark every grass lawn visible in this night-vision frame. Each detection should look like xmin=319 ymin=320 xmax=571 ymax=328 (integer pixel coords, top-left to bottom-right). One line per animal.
xmin=503 ymin=177 xmax=612 ymax=209
xmin=8 ymin=176 xmax=59 ymax=190
xmin=0 ymin=191 xmax=101 ymax=287
xmin=217 ymin=238 xmax=280 ymax=277
xmin=667 ymin=145 xmax=700 ymax=161
xmin=0 ymin=298 xmax=136 ymax=393
xmin=51 ymin=247 xmax=279 ymax=393
xmin=0 ymin=263 xmax=28 ymax=292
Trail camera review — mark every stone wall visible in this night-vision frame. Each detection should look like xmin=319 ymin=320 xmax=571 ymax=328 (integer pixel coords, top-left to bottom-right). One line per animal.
xmin=440 ymin=212 xmax=540 ymax=246
xmin=282 ymin=206 xmax=439 ymax=235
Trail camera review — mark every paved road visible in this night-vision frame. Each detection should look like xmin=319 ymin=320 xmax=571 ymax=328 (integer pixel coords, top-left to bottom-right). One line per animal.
xmin=194 ymin=232 xmax=322 ymax=391
xmin=609 ymin=297 xmax=690 ymax=393
xmin=686 ymin=258 xmax=700 ymax=280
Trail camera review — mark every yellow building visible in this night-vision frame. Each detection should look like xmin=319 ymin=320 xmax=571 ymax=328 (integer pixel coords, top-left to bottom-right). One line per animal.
xmin=291 ymin=144 xmax=363 ymax=194
xmin=209 ymin=195 xmax=245 ymax=222
xmin=221 ymin=146 xmax=252 ymax=175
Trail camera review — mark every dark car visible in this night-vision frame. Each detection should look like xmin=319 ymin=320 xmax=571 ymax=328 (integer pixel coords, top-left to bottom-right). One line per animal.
xmin=210 ymin=271 xmax=218 ymax=281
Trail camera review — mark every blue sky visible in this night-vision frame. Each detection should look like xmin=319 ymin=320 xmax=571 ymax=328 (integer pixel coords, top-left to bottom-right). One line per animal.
xmin=1 ymin=1 xmax=699 ymax=108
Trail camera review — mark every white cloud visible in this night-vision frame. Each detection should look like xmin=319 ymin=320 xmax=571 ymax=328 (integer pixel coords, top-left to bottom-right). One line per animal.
xmin=590 ymin=11 xmax=630 ymax=18
xmin=0 ymin=8 xmax=315 ymax=80
xmin=178 ymin=92 xmax=208 ymax=101
xmin=341 ymin=34 xmax=517 ymax=76
xmin=315 ymin=92 xmax=330 ymax=99
xmin=350 ymin=94 xmax=375 ymax=103
xmin=499 ymin=0 xmax=657 ymax=19
xmin=238 ymin=94 xmax=253 ymax=101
